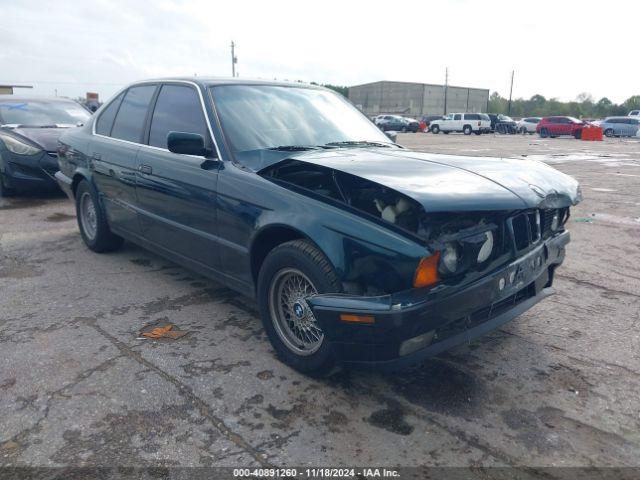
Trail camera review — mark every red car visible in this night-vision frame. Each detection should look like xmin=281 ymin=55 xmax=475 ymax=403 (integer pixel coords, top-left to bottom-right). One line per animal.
xmin=536 ymin=116 xmax=585 ymax=139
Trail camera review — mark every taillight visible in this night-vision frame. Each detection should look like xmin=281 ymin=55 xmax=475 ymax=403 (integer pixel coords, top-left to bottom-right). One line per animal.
xmin=478 ymin=121 xmax=481 ymax=126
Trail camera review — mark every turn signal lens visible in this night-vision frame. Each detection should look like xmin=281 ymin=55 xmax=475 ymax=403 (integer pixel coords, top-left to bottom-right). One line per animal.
xmin=340 ymin=314 xmax=375 ymax=324
xmin=413 ymin=252 xmax=440 ymax=288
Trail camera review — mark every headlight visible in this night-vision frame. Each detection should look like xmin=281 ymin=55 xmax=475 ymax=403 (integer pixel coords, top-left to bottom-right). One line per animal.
xmin=440 ymin=243 xmax=459 ymax=274
xmin=0 ymin=133 xmax=42 ymax=156
xmin=477 ymin=231 xmax=494 ymax=263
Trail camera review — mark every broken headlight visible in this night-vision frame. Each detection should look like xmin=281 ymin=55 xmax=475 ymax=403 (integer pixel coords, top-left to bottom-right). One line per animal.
xmin=437 ymin=227 xmax=496 ymax=277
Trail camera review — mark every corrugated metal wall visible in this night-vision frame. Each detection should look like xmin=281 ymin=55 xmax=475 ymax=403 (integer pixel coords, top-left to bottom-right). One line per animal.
xmin=348 ymin=81 xmax=489 ymax=117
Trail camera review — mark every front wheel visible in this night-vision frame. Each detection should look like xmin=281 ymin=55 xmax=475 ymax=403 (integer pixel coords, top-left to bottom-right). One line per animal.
xmin=257 ymin=239 xmax=341 ymax=375
xmin=75 ymin=180 xmax=123 ymax=252
xmin=463 ymin=125 xmax=472 ymax=135
xmin=431 ymin=125 xmax=440 ymax=134
xmin=604 ymin=128 xmax=614 ymax=137
xmin=574 ymin=130 xmax=582 ymax=140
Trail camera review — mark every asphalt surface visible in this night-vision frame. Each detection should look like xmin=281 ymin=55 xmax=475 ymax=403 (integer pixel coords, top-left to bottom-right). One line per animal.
xmin=1 ymin=133 xmax=639 ymax=472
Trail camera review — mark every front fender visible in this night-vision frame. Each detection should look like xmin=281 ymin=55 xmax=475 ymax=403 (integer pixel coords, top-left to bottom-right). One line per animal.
xmin=253 ymin=193 xmax=429 ymax=295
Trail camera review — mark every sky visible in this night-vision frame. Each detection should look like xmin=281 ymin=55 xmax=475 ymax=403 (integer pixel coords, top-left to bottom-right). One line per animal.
xmin=1 ymin=0 xmax=638 ymax=104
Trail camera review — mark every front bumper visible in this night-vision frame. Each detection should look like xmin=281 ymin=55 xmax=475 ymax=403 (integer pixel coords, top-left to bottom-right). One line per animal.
xmin=308 ymin=231 xmax=570 ymax=370
xmin=54 ymin=170 xmax=74 ymax=199
xmin=0 ymin=150 xmax=60 ymax=193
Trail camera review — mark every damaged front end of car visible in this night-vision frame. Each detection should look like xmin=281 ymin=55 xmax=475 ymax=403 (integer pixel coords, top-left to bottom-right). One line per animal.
xmin=258 ymin=151 xmax=581 ymax=369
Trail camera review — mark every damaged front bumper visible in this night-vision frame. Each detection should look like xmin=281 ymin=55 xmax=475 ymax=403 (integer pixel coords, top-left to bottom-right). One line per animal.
xmin=308 ymin=230 xmax=570 ymax=370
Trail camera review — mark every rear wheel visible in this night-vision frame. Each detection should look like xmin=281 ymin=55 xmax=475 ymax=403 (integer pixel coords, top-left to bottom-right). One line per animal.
xmin=604 ymin=128 xmax=614 ymax=137
xmin=431 ymin=125 xmax=440 ymax=134
xmin=463 ymin=125 xmax=472 ymax=135
xmin=574 ymin=130 xmax=582 ymax=140
xmin=75 ymin=180 xmax=123 ymax=252
xmin=258 ymin=239 xmax=341 ymax=375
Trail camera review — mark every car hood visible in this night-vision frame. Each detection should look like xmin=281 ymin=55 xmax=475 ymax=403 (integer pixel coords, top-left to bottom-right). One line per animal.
xmin=262 ymin=148 xmax=581 ymax=212
xmin=4 ymin=127 xmax=69 ymax=152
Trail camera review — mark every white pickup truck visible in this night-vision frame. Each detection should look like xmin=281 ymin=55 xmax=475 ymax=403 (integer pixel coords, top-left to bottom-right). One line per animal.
xmin=429 ymin=113 xmax=491 ymax=135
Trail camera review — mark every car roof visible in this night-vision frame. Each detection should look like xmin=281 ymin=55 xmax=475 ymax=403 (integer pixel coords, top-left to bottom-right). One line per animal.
xmin=128 ymin=76 xmax=327 ymax=91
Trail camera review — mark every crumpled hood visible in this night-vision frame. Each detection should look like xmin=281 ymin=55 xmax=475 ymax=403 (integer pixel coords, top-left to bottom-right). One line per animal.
xmin=5 ymin=127 xmax=67 ymax=152
xmin=265 ymin=148 xmax=581 ymax=212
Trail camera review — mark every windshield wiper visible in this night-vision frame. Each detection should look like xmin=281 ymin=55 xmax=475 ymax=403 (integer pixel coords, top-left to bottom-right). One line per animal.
xmin=323 ymin=140 xmax=394 ymax=148
xmin=268 ymin=145 xmax=322 ymax=151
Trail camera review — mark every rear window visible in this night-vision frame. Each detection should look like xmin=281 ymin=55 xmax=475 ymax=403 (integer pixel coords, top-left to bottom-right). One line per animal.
xmin=110 ymin=85 xmax=156 ymax=143
xmin=95 ymin=92 xmax=124 ymax=136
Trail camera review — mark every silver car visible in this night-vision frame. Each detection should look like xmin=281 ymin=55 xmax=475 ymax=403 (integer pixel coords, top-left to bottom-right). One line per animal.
xmin=599 ymin=116 xmax=640 ymax=137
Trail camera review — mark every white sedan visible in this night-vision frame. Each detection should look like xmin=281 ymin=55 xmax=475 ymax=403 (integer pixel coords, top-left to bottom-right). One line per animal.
xmin=516 ymin=117 xmax=541 ymax=134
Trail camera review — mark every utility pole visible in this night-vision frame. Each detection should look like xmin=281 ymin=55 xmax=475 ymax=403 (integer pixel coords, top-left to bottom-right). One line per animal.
xmin=230 ymin=41 xmax=238 ymax=77
xmin=508 ymin=70 xmax=514 ymax=115
xmin=443 ymin=67 xmax=448 ymax=115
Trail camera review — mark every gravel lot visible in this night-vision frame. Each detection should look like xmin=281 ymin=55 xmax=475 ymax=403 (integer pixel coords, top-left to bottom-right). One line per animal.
xmin=1 ymin=133 xmax=639 ymax=473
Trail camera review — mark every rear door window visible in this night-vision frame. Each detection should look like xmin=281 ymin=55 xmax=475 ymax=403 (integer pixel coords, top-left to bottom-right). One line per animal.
xmin=95 ymin=92 xmax=125 ymax=136
xmin=148 ymin=84 xmax=209 ymax=149
xmin=111 ymin=85 xmax=156 ymax=143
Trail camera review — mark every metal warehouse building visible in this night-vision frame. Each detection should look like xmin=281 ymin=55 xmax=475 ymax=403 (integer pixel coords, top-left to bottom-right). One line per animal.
xmin=348 ymin=80 xmax=490 ymax=117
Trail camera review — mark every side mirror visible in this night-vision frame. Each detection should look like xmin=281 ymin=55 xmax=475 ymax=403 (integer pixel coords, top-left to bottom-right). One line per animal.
xmin=385 ymin=131 xmax=397 ymax=142
xmin=167 ymin=131 xmax=212 ymax=157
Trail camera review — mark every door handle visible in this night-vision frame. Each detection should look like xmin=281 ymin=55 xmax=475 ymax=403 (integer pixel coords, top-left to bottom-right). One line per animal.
xmin=138 ymin=164 xmax=152 ymax=175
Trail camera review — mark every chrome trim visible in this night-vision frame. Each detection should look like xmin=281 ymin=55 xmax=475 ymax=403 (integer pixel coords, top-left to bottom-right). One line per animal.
xmin=91 ymin=79 xmax=223 ymax=161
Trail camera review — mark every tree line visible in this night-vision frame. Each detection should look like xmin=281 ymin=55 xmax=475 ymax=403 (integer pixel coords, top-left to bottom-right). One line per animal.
xmin=488 ymin=92 xmax=640 ymax=119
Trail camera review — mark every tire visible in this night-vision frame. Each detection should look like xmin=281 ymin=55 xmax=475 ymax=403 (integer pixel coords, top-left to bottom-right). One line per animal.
xmin=539 ymin=128 xmax=549 ymax=138
xmin=574 ymin=130 xmax=582 ymax=140
xmin=443 ymin=131 xmax=450 ymax=134
xmin=604 ymin=128 xmax=614 ymax=138
xmin=463 ymin=125 xmax=472 ymax=135
xmin=75 ymin=180 xmax=123 ymax=253
xmin=0 ymin=173 xmax=16 ymax=197
xmin=257 ymin=239 xmax=341 ymax=375
xmin=431 ymin=125 xmax=440 ymax=134
xmin=401 ymin=126 xmax=407 ymax=133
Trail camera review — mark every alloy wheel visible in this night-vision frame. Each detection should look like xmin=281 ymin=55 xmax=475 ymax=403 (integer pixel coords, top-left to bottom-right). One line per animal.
xmin=268 ymin=268 xmax=324 ymax=356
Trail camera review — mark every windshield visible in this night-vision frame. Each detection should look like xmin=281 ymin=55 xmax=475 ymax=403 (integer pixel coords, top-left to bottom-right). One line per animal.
xmin=210 ymin=85 xmax=392 ymax=168
xmin=0 ymin=100 xmax=90 ymax=127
